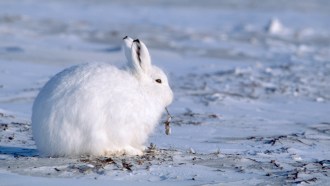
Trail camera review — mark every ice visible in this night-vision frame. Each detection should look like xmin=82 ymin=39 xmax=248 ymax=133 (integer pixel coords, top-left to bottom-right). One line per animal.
xmin=1 ymin=0 xmax=330 ymax=185
xmin=266 ymin=18 xmax=286 ymax=35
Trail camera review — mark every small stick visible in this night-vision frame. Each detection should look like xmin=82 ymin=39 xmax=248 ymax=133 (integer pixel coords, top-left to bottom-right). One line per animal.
xmin=165 ymin=107 xmax=172 ymax=135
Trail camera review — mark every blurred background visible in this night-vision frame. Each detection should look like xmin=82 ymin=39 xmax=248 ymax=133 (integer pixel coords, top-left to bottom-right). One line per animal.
xmin=1 ymin=0 xmax=329 ymax=63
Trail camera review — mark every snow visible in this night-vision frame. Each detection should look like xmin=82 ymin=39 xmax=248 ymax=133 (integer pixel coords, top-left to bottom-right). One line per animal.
xmin=1 ymin=0 xmax=330 ymax=185
xmin=265 ymin=18 xmax=289 ymax=35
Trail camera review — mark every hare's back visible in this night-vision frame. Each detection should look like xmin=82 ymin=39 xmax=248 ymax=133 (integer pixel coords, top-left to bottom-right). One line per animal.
xmin=43 ymin=63 xmax=132 ymax=95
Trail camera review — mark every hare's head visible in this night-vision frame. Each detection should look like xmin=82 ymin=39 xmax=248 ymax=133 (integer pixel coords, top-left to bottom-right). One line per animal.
xmin=123 ymin=36 xmax=173 ymax=107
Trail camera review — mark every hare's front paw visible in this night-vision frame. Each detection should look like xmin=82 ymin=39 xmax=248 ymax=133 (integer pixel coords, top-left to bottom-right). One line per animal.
xmin=123 ymin=146 xmax=144 ymax=156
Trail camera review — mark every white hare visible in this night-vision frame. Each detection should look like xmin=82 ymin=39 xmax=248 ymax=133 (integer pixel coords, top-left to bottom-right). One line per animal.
xmin=31 ymin=37 xmax=173 ymax=156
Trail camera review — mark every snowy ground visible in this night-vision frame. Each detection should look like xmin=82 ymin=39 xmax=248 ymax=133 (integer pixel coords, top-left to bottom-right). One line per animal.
xmin=1 ymin=0 xmax=330 ymax=185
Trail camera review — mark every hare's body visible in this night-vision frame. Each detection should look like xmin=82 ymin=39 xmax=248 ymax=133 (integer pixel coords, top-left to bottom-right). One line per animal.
xmin=32 ymin=37 xmax=173 ymax=156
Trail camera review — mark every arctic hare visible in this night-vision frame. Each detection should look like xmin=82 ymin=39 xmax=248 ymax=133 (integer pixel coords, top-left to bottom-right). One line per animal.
xmin=32 ymin=37 xmax=173 ymax=156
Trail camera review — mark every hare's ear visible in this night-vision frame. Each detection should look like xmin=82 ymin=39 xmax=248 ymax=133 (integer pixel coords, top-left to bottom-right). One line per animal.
xmin=130 ymin=39 xmax=152 ymax=75
xmin=123 ymin=36 xmax=133 ymax=62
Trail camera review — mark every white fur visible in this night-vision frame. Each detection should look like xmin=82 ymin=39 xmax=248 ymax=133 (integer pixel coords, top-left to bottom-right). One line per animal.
xmin=32 ymin=37 xmax=173 ymax=157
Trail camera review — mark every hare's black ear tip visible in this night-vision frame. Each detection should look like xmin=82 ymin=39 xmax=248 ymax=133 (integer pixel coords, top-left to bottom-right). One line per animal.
xmin=123 ymin=36 xmax=128 ymax=40
xmin=133 ymin=39 xmax=140 ymax=43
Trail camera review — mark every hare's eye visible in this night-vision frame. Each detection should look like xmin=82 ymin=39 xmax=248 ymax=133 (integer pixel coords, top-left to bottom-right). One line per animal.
xmin=155 ymin=79 xmax=162 ymax=84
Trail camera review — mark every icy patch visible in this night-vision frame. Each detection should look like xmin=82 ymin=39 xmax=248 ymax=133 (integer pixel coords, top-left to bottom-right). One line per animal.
xmin=265 ymin=18 xmax=290 ymax=35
